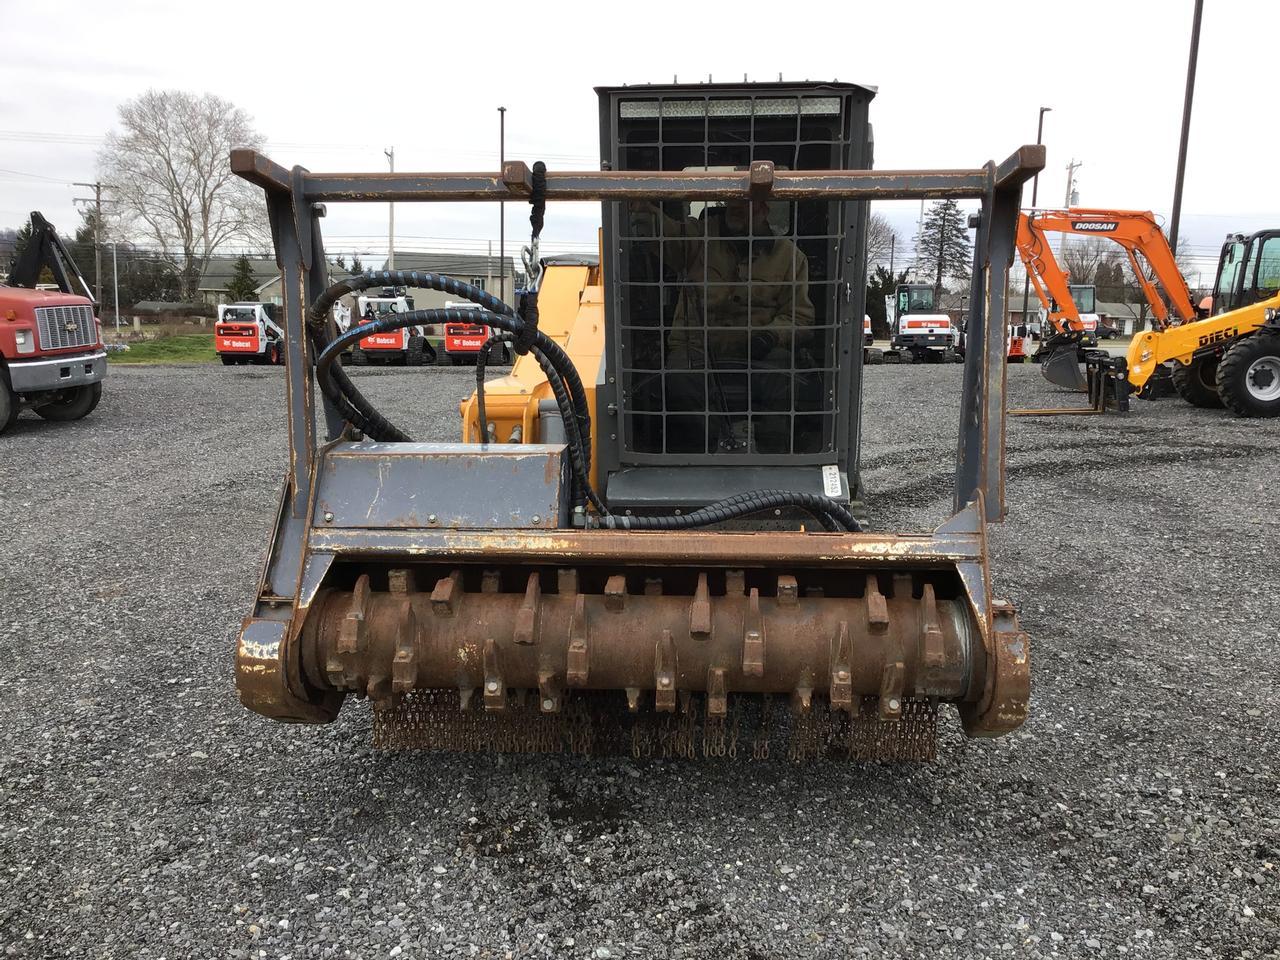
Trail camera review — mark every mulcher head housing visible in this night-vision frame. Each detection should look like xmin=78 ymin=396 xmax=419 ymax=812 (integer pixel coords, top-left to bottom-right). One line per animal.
xmin=231 ymin=81 xmax=1041 ymax=760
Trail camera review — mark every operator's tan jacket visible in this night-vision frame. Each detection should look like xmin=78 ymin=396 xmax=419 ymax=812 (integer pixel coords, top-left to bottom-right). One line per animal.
xmin=646 ymin=210 xmax=816 ymax=367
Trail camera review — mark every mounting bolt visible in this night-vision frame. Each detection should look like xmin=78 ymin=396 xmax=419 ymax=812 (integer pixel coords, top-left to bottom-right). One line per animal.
xmin=836 ymin=669 xmax=850 ymax=682
xmin=486 ymin=680 xmax=499 ymax=693
xmin=531 ymin=515 xmax=541 ymax=524
xmin=659 ymin=676 xmax=671 ymax=688
xmin=888 ymin=697 xmax=901 ymax=711
xmin=541 ymin=698 xmax=555 ymax=711
xmin=323 ymin=511 xmax=334 ymax=523
xmin=428 ymin=514 xmax=438 ymax=524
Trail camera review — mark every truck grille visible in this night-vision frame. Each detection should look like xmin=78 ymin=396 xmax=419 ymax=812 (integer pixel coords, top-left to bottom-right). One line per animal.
xmin=34 ymin=304 xmax=96 ymax=351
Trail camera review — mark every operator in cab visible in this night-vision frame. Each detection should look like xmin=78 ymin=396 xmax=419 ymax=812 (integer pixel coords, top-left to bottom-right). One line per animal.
xmin=629 ymin=197 xmax=816 ymax=453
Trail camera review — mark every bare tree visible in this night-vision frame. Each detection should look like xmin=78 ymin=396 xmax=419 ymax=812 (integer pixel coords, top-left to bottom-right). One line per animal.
xmin=1060 ymin=236 xmax=1111 ymax=285
xmin=866 ymin=212 xmax=897 ymax=269
xmin=98 ymin=90 xmax=267 ymax=301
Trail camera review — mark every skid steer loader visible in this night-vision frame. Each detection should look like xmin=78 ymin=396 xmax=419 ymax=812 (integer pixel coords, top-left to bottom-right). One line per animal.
xmin=231 ymin=81 xmax=1039 ymax=761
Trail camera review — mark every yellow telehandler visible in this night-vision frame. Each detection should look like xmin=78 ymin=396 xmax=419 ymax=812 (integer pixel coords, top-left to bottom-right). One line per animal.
xmin=1127 ymin=229 xmax=1280 ymax=416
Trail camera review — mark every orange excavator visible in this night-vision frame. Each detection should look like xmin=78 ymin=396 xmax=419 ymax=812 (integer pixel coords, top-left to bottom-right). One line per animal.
xmin=1016 ymin=208 xmax=1197 ymax=391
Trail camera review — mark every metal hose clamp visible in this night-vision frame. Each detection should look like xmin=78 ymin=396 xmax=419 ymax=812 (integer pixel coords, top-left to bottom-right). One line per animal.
xmin=522 ymin=240 xmax=543 ymax=292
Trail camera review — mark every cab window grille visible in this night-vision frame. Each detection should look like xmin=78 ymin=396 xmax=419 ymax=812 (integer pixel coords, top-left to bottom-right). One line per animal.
xmin=611 ymin=92 xmax=857 ymax=461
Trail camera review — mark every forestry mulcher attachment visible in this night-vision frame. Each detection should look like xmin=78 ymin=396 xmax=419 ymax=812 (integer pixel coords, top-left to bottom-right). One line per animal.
xmin=231 ymin=82 xmax=1038 ymax=761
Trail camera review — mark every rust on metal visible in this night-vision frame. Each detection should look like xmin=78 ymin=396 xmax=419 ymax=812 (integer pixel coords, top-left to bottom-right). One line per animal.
xmin=654 ymin=630 xmax=677 ymax=712
xmin=430 ymin=570 xmax=462 ymax=617
xmin=566 ymin=595 xmax=589 ymax=686
xmin=830 ymin=621 xmax=853 ymax=712
xmin=513 ymin=572 xmax=542 ymax=645
xmin=229 ymin=148 xmax=1043 ymax=205
xmin=690 ymin=573 xmax=712 ymax=639
xmin=306 ymin=526 xmax=986 ymax=568
xmin=742 ymin=588 xmax=766 ymax=677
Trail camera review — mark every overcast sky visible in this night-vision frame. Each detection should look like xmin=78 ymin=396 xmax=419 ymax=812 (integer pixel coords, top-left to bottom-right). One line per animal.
xmin=3 ymin=0 xmax=1276 ymax=282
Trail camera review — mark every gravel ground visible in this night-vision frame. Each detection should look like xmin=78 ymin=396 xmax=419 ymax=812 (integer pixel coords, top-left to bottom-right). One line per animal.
xmin=1 ymin=361 xmax=1276 ymax=959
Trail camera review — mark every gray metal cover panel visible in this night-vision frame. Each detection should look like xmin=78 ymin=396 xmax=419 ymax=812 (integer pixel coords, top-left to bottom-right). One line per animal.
xmin=315 ymin=442 xmax=570 ymax=530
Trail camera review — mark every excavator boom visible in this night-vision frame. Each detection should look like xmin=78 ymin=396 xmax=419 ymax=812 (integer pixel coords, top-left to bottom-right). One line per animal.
xmin=1017 ymin=208 xmax=1197 ymax=391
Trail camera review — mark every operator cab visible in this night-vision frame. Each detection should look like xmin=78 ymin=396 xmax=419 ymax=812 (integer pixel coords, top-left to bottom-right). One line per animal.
xmin=357 ymin=294 xmax=412 ymax=321
xmin=896 ymin=284 xmax=935 ymax=316
xmin=1212 ymin=231 xmax=1280 ymax=315
xmin=1068 ymin=284 xmax=1096 ymax=315
xmin=599 ymin=81 xmax=873 ymax=514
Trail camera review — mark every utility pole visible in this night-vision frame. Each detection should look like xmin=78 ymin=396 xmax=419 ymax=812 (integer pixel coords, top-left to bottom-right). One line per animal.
xmin=73 ymin=180 xmax=105 ymax=306
xmin=1019 ymin=107 xmax=1051 ymax=332
xmin=889 ymin=235 xmax=895 ymax=276
xmin=498 ymin=106 xmax=506 ymax=303
xmin=1169 ymin=0 xmax=1203 ymax=253
xmin=1060 ymin=159 xmax=1082 ymax=262
xmin=1063 ymin=159 xmax=1081 ymax=208
xmin=111 ymin=241 xmax=120 ymax=334
xmin=384 ymin=147 xmax=395 ymax=270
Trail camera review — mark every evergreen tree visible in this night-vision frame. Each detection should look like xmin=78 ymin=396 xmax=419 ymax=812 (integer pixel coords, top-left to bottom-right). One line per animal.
xmin=7 ymin=218 xmax=55 ymax=285
xmin=8 ymin=219 xmax=35 ymax=274
xmin=69 ymin=207 xmax=103 ymax=294
xmin=866 ymin=265 xmax=909 ymax=338
xmin=913 ymin=200 xmax=972 ymax=296
xmin=350 ymin=254 xmax=364 ymax=274
xmin=334 ymin=254 xmax=347 ymax=270
xmin=225 ymin=254 xmax=259 ymax=301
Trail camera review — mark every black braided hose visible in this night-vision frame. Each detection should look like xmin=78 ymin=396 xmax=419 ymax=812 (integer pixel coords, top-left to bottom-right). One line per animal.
xmin=591 ymin=490 xmax=856 ymax=532
xmin=309 ymin=271 xmax=592 ymax=456
xmin=309 ymin=274 xmax=859 ymax=532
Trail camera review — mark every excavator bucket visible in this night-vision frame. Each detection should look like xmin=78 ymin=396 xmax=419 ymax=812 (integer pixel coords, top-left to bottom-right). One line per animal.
xmin=229 ymin=83 xmax=1041 ymax=762
xmin=1039 ymin=338 xmax=1088 ymax=391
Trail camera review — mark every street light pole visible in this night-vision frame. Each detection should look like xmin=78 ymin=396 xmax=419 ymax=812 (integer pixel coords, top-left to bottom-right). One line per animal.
xmin=498 ymin=106 xmax=506 ymax=303
xmin=111 ymin=241 xmax=119 ymax=334
xmin=1019 ymin=106 xmax=1051 ymax=335
xmin=385 ymin=147 xmax=395 ymax=270
xmin=1168 ymin=0 xmax=1204 ymax=253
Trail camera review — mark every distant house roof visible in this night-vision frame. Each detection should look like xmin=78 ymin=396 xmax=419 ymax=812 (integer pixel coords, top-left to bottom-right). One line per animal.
xmin=1096 ymin=300 xmax=1147 ymax=319
xmin=197 ymin=256 xmax=353 ymax=293
xmin=380 ymin=252 xmax=516 ymax=277
xmin=197 ymin=257 xmax=278 ymax=293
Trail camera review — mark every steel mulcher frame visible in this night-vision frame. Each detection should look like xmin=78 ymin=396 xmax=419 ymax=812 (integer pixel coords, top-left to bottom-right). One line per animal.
xmin=229 ymin=145 xmax=1042 ymax=746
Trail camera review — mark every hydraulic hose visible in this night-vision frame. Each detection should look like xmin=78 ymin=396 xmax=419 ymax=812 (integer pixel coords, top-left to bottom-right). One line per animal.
xmin=308 ymin=271 xmax=859 ymax=533
xmin=309 ymin=270 xmax=590 ymax=444
xmin=590 ymin=490 xmax=857 ymax=533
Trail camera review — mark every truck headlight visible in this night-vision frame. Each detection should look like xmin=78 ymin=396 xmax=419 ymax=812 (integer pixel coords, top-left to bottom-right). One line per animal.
xmin=14 ymin=328 xmax=35 ymax=354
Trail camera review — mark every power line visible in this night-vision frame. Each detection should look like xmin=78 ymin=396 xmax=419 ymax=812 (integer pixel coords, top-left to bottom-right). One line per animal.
xmin=0 ymin=166 xmax=76 ymax=185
